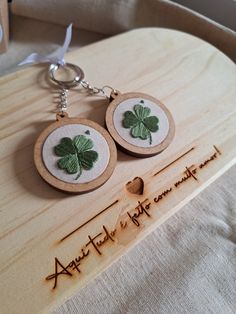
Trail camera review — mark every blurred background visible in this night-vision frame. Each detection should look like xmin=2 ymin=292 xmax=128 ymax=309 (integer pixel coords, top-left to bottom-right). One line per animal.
xmin=0 ymin=0 xmax=235 ymax=76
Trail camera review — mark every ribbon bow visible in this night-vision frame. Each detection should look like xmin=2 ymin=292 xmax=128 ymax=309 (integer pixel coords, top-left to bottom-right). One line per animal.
xmin=19 ymin=24 xmax=72 ymax=66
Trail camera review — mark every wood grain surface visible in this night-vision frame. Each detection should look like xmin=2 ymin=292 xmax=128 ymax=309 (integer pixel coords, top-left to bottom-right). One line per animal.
xmin=0 ymin=28 xmax=236 ymax=314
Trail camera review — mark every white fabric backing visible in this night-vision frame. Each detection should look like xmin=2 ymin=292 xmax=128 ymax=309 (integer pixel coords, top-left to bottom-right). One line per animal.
xmin=113 ymin=98 xmax=169 ymax=148
xmin=43 ymin=124 xmax=110 ymax=184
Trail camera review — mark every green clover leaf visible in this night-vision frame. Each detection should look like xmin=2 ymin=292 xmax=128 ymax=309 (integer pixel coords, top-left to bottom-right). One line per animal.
xmin=122 ymin=100 xmax=159 ymax=144
xmin=54 ymin=135 xmax=98 ymax=180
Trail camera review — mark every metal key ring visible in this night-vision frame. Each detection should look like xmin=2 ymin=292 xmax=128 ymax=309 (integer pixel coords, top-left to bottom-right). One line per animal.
xmin=49 ymin=63 xmax=84 ymax=89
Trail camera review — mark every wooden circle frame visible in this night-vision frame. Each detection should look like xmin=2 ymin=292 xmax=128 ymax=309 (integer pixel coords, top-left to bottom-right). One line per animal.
xmin=34 ymin=115 xmax=117 ymax=193
xmin=105 ymin=92 xmax=175 ymax=157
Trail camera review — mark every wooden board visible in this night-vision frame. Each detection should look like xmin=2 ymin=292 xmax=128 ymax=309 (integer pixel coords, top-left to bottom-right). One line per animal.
xmin=0 ymin=28 xmax=236 ymax=314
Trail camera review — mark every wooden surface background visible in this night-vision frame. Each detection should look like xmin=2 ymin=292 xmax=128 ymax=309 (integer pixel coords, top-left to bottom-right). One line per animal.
xmin=0 ymin=28 xmax=236 ymax=314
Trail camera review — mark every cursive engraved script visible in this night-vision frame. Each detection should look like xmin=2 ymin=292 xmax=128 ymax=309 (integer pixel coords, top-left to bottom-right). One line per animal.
xmin=46 ymin=145 xmax=222 ymax=290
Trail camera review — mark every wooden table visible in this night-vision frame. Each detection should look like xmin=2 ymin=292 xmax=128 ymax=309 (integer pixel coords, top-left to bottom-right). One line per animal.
xmin=0 ymin=28 xmax=236 ymax=313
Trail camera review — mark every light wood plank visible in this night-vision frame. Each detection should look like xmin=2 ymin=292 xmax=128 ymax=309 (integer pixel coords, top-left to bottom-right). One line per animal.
xmin=0 ymin=28 xmax=236 ymax=314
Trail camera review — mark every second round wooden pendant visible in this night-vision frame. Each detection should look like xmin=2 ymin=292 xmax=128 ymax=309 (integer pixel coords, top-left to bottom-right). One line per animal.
xmin=105 ymin=92 xmax=175 ymax=157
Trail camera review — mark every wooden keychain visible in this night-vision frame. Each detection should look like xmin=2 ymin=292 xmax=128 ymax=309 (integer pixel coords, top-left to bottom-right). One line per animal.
xmin=105 ymin=90 xmax=175 ymax=157
xmin=34 ymin=63 xmax=117 ymax=193
xmin=35 ymin=60 xmax=175 ymax=193
xmin=79 ymin=79 xmax=175 ymax=158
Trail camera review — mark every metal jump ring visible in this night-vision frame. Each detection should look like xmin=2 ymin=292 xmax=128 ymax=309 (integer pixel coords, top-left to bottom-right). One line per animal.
xmin=49 ymin=63 xmax=84 ymax=89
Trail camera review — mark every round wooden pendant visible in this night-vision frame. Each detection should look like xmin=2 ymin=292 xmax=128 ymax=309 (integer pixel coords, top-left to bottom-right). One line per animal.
xmin=105 ymin=92 xmax=175 ymax=157
xmin=34 ymin=113 xmax=117 ymax=193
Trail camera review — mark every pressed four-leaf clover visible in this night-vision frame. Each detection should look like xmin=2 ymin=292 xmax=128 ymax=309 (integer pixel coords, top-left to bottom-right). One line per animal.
xmin=122 ymin=100 xmax=159 ymax=144
xmin=54 ymin=135 xmax=98 ymax=180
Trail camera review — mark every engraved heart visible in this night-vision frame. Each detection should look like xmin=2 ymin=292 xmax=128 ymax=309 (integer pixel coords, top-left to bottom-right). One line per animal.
xmin=126 ymin=177 xmax=144 ymax=195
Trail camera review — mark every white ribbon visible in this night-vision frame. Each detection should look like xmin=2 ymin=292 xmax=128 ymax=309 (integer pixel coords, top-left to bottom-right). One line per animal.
xmin=0 ymin=24 xmax=3 ymax=43
xmin=18 ymin=24 xmax=72 ymax=66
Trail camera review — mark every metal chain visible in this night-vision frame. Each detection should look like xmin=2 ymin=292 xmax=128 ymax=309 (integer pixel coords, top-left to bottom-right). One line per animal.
xmin=81 ymin=80 xmax=117 ymax=99
xmin=57 ymin=88 xmax=68 ymax=113
xmin=56 ymin=80 xmax=117 ymax=114
xmin=80 ymin=80 xmax=105 ymax=95
xmin=56 ymin=83 xmax=117 ymax=113
xmin=49 ymin=63 xmax=118 ymax=112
